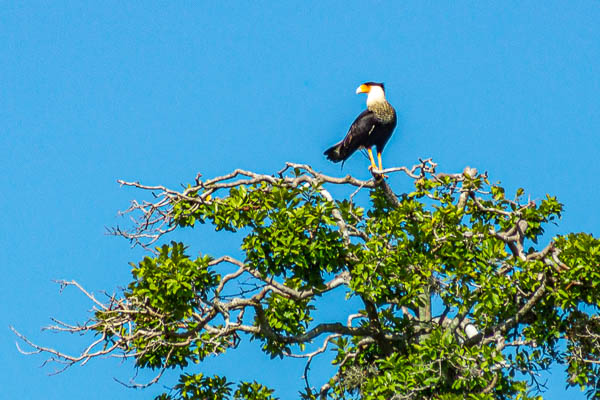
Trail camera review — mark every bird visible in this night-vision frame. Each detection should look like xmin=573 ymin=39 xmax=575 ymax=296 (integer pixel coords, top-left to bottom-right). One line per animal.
xmin=324 ymin=82 xmax=397 ymax=172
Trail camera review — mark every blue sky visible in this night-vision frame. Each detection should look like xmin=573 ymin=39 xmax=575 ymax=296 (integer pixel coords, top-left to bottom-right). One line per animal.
xmin=2 ymin=2 xmax=600 ymax=399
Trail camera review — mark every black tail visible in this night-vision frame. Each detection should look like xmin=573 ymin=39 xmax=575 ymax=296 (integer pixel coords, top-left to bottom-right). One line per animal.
xmin=323 ymin=141 xmax=352 ymax=162
xmin=323 ymin=143 xmax=343 ymax=162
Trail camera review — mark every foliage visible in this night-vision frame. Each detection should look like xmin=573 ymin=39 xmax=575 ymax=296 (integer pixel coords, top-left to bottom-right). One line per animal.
xmin=155 ymin=374 xmax=277 ymax=400
xmin=15 ymin=161 xmax=600 ymax=399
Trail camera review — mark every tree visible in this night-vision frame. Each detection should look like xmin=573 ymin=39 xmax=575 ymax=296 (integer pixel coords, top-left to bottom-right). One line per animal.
xmin=13 ymin=159 xmax=600 ymax=399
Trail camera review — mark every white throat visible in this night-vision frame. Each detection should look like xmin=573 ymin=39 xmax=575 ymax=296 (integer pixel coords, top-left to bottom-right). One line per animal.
xmin=366 ymin=86 xmax=386 ymax=107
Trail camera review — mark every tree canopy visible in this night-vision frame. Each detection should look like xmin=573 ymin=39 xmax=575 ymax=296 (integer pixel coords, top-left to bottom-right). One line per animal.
xmin=14 ymin=159 xmax=600 ymax=399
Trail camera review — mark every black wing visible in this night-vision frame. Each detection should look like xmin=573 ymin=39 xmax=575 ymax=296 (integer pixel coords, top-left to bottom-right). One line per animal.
xmin=324 ymin=110 xmax=377 ymax=162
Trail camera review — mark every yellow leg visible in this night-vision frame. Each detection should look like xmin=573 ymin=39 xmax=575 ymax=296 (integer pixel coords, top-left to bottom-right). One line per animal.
xmin=367 ymin=148 xmax=377 ymax=170
xmin=377 ymin=152 xmax=383 ymax=172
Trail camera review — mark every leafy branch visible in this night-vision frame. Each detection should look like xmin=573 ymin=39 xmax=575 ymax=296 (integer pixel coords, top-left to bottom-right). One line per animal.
xmin=13 ymin=160 xmax=600 ymax=400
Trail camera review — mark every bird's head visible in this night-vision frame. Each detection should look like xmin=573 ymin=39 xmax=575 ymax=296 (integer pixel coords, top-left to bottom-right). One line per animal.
xmin=356 ymin=82 xmax=386 ymax=106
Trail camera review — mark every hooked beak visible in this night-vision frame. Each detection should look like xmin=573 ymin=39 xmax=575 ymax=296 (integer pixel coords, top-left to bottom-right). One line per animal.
xmin=356 ymin=84 xmax=371 ymax=94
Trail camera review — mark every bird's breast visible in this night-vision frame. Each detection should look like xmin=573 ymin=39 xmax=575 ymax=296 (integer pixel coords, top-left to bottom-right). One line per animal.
xmin=368 ymin=102 xmax=396 ymax=125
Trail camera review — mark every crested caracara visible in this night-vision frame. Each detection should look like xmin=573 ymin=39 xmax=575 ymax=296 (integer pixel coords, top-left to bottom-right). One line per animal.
xmin=324 ymin=82 xmax=397 ymax=172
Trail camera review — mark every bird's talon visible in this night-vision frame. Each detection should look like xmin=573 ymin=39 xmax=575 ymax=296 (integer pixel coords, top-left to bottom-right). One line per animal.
xmin=369 ymin=167 xmax=388 ymax=179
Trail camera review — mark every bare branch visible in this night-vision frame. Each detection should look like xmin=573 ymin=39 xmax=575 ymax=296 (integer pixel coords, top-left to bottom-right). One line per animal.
xmin=112 ymin=160 xmax=450 ymax=247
